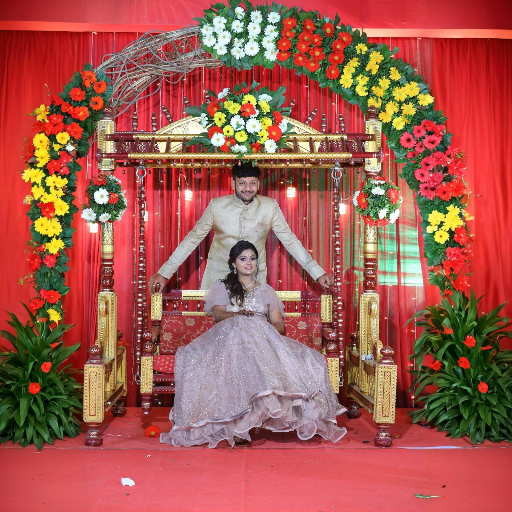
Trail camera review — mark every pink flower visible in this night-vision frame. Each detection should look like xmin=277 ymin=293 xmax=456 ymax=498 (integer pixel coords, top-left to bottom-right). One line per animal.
xmin=424 ymin=134 xmax=442 ymax=150
xmin=400 ymin=132 xmax=416 ymax=149
xmin=419 ymin=183 xmax=436 ymax=200
xmin=414 ymin=168 xmax=429 ymax=182
xmin=448 ymin=159 xmax=465 ymax=177
xmin=431 ymin=151 xmax=448 ymax=166
xmin=415 ymin=141 xmax=425 ymax=153
xmin=413 ymin=125 xmax=426 ymax=138
xmin=429 ymin=172 xmax=444 ymax=185
xmin=420 ymin=156 xmax=435 ymax=172
xmin=421 ymin=119 xmax=437 ymax=132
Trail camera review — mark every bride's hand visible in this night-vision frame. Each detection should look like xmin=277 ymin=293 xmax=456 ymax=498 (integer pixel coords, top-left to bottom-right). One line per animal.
xmin=237 ymin=309 xmax=254 ymax=317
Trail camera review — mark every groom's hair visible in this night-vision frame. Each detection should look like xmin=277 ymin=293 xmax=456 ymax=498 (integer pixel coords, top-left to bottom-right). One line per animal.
xmin=232 ymin=161 xmax=262 ymax=180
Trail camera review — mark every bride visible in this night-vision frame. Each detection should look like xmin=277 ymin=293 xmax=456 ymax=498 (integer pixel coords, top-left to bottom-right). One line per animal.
xmin=160 ymin=240 xmax=347 ymax=448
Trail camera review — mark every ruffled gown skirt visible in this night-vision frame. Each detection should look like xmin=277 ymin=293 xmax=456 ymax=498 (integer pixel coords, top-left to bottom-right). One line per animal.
xmin=160 ymin=315 xmax=347 ymax=448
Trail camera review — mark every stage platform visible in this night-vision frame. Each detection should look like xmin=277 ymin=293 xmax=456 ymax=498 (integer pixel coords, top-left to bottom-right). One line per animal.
xmin=1 ymin=408 xmax=510 ymax=511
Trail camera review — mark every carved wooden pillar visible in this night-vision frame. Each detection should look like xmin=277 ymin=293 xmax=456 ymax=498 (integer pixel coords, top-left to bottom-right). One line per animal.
xmin=83 ymin=345 xmax=105 ymax=446
xmin=97 ymin=106 xmax=115 ymax=172
xmin=374 ymin=346 xmax=397 ymax=447
xmin=100 ymin=222 xmax=115 ymax=291
xmin=345 ymin=333 xmax=362 ymax=419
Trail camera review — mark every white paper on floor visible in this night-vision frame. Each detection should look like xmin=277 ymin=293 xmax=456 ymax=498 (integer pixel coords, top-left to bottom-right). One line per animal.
xmin=121 ymin=478 xmax=136 ymax=486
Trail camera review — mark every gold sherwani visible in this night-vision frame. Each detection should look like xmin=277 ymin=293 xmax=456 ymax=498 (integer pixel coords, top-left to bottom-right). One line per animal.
xmin=158 ymin=194 xmax=325 ymax=289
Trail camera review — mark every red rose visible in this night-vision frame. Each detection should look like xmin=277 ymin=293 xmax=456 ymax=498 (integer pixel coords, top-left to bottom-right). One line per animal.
xmin=28 ymin=382 xmax=41 ymax=395
xmin=144 ymin=425 xmax=162 ymax=437
xmin=69 ymin=88 xmax=86 ymax=102
xmin=41 ymin=362 xmax=52 ymax=373
xmin=357 ymin=192 xmax=368 ymax=210
xmin=40 ymin=289 xmax=62 ymax=304
xmin=435 ymin=183 xmax=452 ymax=201
xmin=29 ymin=297 xmax=45 ymax=314
xmin=387 ymin=188 xmax=400 ymax=205
xmin=478 ymin=381 xmax=488 ymax=394
xmin=267 ymin=125 xmax=282 ymax=141
xmin=28 ymin=254 xmax=42 ymax=272
xmin=37 ymin=202 xmax=56 ymax=219
xmin=429 ymin=360 xmax=442 ymax=371
xmin=458 ymin=357 xmax=470 ymax=369
xmin=109 ymin=193 xmax=119 ymax=204
xmin=454 ymin=227 xmax=468 ymax=245
xmin=43 ymin=254 xmax=58 ymax=268
xmin=452 ymin=275 xmax=470 ymax=294
xmin=66 ymin=122 xmax=84 ymax=139
xmin=463 ymin=335 xmax=476 ymax=348
xmin=47 ymin=159 xmax=62 ymax=175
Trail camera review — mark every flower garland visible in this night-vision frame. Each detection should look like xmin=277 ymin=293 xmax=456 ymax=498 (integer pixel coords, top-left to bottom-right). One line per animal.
xmin=21 ymin=64 xmax=112 ymax=323
xmin=197 ymin=0 xmax=473 ymax=295
xmin=185 ymin=81 xmax=292 ymax=156
xmin=353 ymin=177 xmax=403 ymax=227
xmin=82 ymin=172 xmax=127 ymax=224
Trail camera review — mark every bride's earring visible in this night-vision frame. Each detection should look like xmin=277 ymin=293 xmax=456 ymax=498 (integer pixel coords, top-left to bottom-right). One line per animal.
xmin=234 ymin=268 xmax=237 ymax=275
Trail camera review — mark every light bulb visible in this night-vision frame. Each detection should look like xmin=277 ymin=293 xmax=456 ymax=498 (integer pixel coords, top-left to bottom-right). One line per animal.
xmin=88 ymin=222 xmax=98 ymax=233
xmin=339 ymin=202 xmax=347 ymax=215
xmin=184 ymin=189 xmax=193 ymax=201
xmin=144 ymin=211 xmax=149 ymax=222
xmin=286 ymin=186 xmax=296 ymax=198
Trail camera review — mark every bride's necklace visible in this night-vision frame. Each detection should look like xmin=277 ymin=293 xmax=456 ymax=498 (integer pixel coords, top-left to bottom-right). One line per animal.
xmin=241 ymin=281 xmax=256 ymax=291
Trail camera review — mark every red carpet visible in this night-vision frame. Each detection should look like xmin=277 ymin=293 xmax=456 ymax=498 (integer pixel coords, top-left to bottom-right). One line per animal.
xmin=1 ymin=408 xmax=511 ymax=511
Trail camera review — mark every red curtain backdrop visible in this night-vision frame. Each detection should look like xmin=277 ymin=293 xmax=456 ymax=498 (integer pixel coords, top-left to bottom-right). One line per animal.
xmin=1 ymin=31 xmax=511 ymax=407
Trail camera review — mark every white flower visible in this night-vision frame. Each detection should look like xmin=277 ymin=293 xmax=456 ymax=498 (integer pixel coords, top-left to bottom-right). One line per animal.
xmin=231 ymin=19 xmax=244 ymax=33
xmin=258 ymin=93 xmax=272 ymax=102
xmin=65 ymin=143 xmax=75 ymax=152
xmin=250 ymin=10 xmax=263 ymax=23
xmin=279 ymin=119 xmax=288 ymax=132
xmin=231 ymin=46 xmax=246 ymax=60
xmin=201 ymin=24 xmax=214 ymax=37
xmin=264 ymin=139 xmax=277 ymax=153
xmin=210 ymin=132 xmax=226 ymax=147
xmin=214 ymin=44 xmax=228 ymax=56
xmin=199 ymin=113 xmax=208 ymax=128
xmin=99 ymin=213 xmax=111 ymax=223
xmin=250 ymin=107 xmax=259 ymax=118
xmin=371 ymin=186 xmax=385 ymax=195
xmin=203 ymin=34 xmax=216 ymax=47
xmin=267 ymin=11 xmax=281 ymax=24
xmin=244 ymin=40 xmax=260 ymax=57
xmin=353 ymin=190 xmax=360 ymax=207
xmin=261 ymin=36 xmax=275 ymax=50
xmin=233 ymin=37 xmax=244 ymax=47
xmin=217 ymin=31 xmax=231 ymax=46
xmin=116 ymin=209 xmax=126 ymax=222
xmin=230 ymin=115 xmax=245 ymax=131
xmin=247 ymin=22 xmax=261 ymax=37
xmin=217 ymin=87 xmax=230 ymax=100
xmin=235 ymin=6 xmax=245 ymax=18
xmin=389 ymin=209 xmax=400 ymax=224
xmin=94 ymin=188 xmax=109 ymax=205
xmin=81 ymin=208 xmax=96 ymax=222
xmin=378 ymin=208 xmax=388 ymax=220
xmin=212 ymin=16 xmax=227 ymax=33
xmin=246 ymin=118 xmax=262 ymax=134
xmin=264 ymin=46 xmax=278 ymax=61
xmin=264 ymin=25 xmax=278 ymax=38
xmin=232 ymin=144 xmax=248 ymax=154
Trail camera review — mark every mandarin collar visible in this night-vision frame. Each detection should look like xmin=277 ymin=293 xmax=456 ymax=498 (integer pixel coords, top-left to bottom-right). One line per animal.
xmin=233 ymin=194 xmax=257 ymax=208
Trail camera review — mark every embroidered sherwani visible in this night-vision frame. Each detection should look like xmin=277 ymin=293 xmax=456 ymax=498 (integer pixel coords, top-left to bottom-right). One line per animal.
xmin=158 ymin=194 xmax=325 ymax=289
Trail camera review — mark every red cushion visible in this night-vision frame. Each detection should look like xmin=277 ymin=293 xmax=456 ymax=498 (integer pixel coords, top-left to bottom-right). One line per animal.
xmin=283 ymin=316 xmax=322 ymax=352
xmin=160 ymin=313 xmax=216 ymax=354
xmin=153 ymin=355 xmax=175 ymax=374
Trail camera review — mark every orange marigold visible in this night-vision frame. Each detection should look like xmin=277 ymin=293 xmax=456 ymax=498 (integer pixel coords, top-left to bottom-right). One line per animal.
xmin=90 ymin=96 xmax=104 ymax=111
xmin=144 ymin=425 xmax=162 ymax=437
xmin=93 ymin=80 xmax=107 ymax=94
xmin=81 ymin=70 xmax=97 ymax=87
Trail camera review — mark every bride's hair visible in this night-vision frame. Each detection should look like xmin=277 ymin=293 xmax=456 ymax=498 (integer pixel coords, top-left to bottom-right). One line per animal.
xmin=222 ymin=240 xmax=259 ymax=306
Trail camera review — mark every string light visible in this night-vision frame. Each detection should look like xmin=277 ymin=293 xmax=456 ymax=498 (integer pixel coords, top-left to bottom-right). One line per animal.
xmin=339 ymin=202 xmax=347 ymax=215
xmin=88 ymin=222 xmax=98 ymax=233
xmin=286 ymin=186 xmax=296 ymax=198
xmin=144 ymin=211 xmax=149 ymax=222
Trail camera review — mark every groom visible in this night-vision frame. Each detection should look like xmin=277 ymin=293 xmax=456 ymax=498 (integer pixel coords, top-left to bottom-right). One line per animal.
xmin=149 ymin=162 xmax=332 ymax=291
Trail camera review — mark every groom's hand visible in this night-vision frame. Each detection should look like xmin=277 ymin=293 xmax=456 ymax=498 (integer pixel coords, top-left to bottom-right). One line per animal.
xmin=317 ymin=274 xmax=334 ymax=290
xmin=148 ymin=273 xmax=168 ymax=294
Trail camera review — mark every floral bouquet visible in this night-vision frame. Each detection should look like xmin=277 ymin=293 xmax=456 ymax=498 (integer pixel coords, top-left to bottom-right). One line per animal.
xmin=185 ymin=81 xmax=293 ymax=158
xmin=353 ymin=177 xmax=403 ymax=226
xmin=81 ymin=172 xmax=127 ymax=224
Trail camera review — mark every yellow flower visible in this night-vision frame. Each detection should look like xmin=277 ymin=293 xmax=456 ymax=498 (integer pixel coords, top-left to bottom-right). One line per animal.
xmin=371 ymin=85 xmax=385 ymax=98
xmin=392 ymin=117 xmax=406 ymax=130
xmin=33 ymin=133 xmax=50 ymax=149
xmin=31 ymin=185 xmax=44 ymax=200
xmin=47 ymin=308 xmax=62 ymax=323
xmin=23 ymin=195 xmax=33 ymax=205
xmin=385 ymin=101 xmax=399 ymax=115
xmin=47 ymin=187 xmax=64 ymax=199
xmin=418 ymin=93 xmax=434 ymax=106
xmin=379 ymin=77 xmax=391 ymax=90
xmin=389 ymin=67 xmax=401 ymax=81
xmin=368 ymin=51 xmax=384 ymax=64
xmin=356 ymin=74 xmax=369 ymax=86
xmin=46 ymin=218 xmax=63 ymax=237
xmin=45 ymin=175 xmax=68 ymax=189
xmin=224 ymin=101 xmax=241 ymax=115
xmin=446 ymin=205 xmax=461 ymax=216
xmin=355 ymin=43 xmax=367 ymax=54
xmin=34 ymin=217 xmax=50 ymax=235
xmin=213 ymin=111 xmax=227 ymax=127
xmin=34 ymin=104 xmax=49 ymax=122
xmin=343 ymin=66 xmax=356 ymax=76
xmin=260 ymin=117 xmax=272 ymax=129
xmin=35 ymin=153 xmax=50 ymax=168
xmin=53 ymin=198 xmax=70 ymax=216
xmin=46 ymin=237 xmax=65 ymax=255
xmin=235 ymin=131 xmax=248 ymax=143
xmin=257 ymin=129 xmax=269 ymax=143
xmin=339 ymin=75 xmax=353 ymax=88
xmin=404 ymin=81 xmax=420 ymax=97
xmin=258 ymin=100 xmax=270 ymax=114
xmin=242 ymin=94 xmax=257 ymax=105
xmin=368 ymin=97 xmax=382 ymax=109
xmin=366 ymin=62 xmax=379 ymax=75
xmin=428 ymin=210 xmax=445 ymax=226
xmin=22 ymin=167 xmax=45 ymax=184
xmin=426 ymin=225 xmax=436 ymax=234
xmin=392 ymin=87 xmax=408 ymax=102
xmin=355 ymin=84 xmax=368 ymax=97
xmin=378 ymin=111 xmax=393 ymax=123
xmin=463 ymin=210 xmax=474 ymax=221
xmin=223 ymin=125 xmax=234 ymax=137
xmin=434 ymin=230 xmax=450 ymax=244
xmin=52 ymin=143 xmax=63 ymax=151
xmin=56 ymin=132 xmax=70 ymax=145
xmin=348 ymin=57 xmax=360 ymax=68
xmin=402 ymin=102 xmax=416 ymax=116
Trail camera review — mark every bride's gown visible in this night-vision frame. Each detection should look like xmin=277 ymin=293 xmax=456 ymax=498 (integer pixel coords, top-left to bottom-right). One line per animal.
xmin=160 ymin=281 xmax=347 ymax=448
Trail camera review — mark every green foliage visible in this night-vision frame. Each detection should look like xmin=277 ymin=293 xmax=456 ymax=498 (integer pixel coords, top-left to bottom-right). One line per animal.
xmin=408 ymin=291 xmax=512 ymax=443
xmin=0 ymin=307 xmax=82 ymax=450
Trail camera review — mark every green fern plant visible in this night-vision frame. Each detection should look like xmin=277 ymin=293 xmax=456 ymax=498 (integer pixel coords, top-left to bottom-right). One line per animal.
xmin=0 ymin=306 xmax=82 ymax=449
xmin=408 ymin=291 xmax=512 ymax=443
